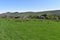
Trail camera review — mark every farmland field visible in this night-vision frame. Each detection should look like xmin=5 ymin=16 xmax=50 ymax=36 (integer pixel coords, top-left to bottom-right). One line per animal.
xmin=0 ymin=19 xmax=60 ymax=40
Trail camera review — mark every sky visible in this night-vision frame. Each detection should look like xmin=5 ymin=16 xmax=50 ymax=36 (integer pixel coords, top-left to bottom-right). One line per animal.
xmin=0 ymin=0 xmax=60 ymax=13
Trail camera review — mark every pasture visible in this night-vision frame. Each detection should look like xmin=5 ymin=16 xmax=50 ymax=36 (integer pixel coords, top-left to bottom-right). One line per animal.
xmin=0 ymin=19 xmax=60 ymax=40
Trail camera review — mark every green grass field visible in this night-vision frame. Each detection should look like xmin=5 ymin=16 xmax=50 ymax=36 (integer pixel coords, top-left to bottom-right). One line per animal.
xmin=0 ymin=19 xmax=60 ymax=40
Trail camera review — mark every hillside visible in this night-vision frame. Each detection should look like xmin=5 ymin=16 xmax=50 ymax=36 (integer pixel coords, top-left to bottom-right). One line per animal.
xmin=0 ymin=10 xmax=60 ymax=16
xmin=0 ymin=10 xmax=60 ymax=19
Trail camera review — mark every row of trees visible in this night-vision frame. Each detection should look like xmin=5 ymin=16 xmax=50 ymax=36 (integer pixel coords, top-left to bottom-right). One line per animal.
xmin=1 ymin=12 xmax=60 ymax=20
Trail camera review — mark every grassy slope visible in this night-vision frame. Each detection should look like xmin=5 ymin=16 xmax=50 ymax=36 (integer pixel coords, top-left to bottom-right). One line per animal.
xmin=0 ymin=19 xmax=60 ymax=40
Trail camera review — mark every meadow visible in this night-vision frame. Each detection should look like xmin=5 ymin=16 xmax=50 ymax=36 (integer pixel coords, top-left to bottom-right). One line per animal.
xmin=0 ymin=19 xmax=60 ymax=40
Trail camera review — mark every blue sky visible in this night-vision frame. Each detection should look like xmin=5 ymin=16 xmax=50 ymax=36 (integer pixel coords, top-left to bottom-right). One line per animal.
xmin=0 ymin=0 xmax=60 ymax=13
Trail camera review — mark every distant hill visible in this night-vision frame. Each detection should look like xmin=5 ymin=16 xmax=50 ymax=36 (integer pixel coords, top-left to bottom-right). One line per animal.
xmin=0 ymin=10 xmax=60 ymax=17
